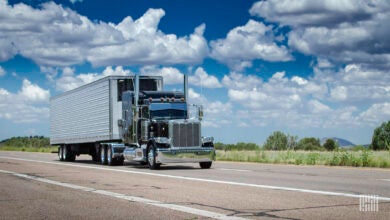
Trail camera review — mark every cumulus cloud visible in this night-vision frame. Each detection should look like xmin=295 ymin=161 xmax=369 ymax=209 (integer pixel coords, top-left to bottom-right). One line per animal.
xmin=250 ymin=0 xmax=379 ymax=27
xmin=54 ymin=66 xmax=132 ymax=92
xmin=0 ymin=79 xmax=50 ymax=123
xmin=221 ymin=65 xmax=390 ymax=130
xmin=0 ymin=1 xmax=208 ymax=67
xmin=189 ymin=67 xmax=222 ymax=88
xmin=250 ymin=0 xmax=390 ymax=70
xmin=20 ymin=79 xmax=50 ymax=102
xmin=140 ymin=66 xmax=184 ymax=85
xmin=210 ymin=19 xmax=292 ymax=70
xmin=359 ymin=103 xmax=390 ymax=125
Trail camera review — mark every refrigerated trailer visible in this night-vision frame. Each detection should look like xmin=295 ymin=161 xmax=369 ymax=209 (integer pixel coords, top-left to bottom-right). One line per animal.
xmin=50 ymin=75 xmax=215 ymax=169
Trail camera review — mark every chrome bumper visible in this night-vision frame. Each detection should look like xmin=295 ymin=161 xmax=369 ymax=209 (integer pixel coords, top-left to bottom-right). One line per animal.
xmin=156 ymin=148 xmax=215 ymax=163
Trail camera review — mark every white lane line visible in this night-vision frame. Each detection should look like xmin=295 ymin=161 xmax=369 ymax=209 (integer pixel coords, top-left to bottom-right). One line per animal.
xmin=1 ymin=156 xmax=390 ymax=202
xmin=0 ymin=169 xmax=244 ymax=220
xmin=217 ymin=168 xmax=251 ymax=172
xmin=379 ymin=179 xmax=390 ymax=182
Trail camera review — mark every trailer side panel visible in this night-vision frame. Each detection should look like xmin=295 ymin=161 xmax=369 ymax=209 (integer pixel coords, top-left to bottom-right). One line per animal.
xmin=50 ymin=79 xmax=111 ymax=145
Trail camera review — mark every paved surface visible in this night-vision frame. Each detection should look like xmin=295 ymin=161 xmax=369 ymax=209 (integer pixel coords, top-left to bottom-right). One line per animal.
xmin=0 ymin=151 xmax=389 ymax=219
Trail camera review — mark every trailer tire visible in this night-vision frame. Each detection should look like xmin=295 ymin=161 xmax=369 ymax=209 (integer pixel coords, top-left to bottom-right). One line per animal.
xmin=100 ymin=145 xmax=107 ymax=165
xmin=107 ymin=145 xmax=114 ymax=166
xmin=58 ymin=146 xmax=64 ymax=161
xmin=199 ymin=162 xmax=212 ymax=169
xmin=64 ymin=145 xmax=76 ymax=162
xmin=147 ymin=145 xmax=160 ymax=170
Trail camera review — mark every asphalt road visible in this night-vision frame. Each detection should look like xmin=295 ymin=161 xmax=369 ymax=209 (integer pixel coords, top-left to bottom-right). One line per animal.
xmin=0 ymin=151 xmax=389 ymax=219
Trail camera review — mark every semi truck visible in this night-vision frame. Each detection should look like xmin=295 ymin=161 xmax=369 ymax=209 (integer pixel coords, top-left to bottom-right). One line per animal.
xmin=50 ymin=75 xmax=215 ymax=169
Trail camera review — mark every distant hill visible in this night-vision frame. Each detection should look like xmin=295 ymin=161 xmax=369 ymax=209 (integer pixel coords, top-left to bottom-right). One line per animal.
xmin=321 ymin=137 xmax=355 ymax=148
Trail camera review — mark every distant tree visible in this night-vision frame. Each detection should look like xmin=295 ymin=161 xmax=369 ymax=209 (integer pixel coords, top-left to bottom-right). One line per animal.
xmin=214 ymin=142 xmax=225 ymax=150
xmin=323 ymin=139 xmax=337 ymax=151
xmin=371 ymin=121 xmax=390 ymax=150
xmin=296 ymin=137 xmax=322 ymax=151
xmin=287 ymin=135 xmax=298 ymax=150
xmin=0 ymin=136 xmax=50 ymax=148
xmin=263 ymin=131 xmax=288 ymax=150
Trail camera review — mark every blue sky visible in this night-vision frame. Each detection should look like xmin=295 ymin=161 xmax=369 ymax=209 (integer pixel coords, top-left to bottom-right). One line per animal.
xmin=1 ymin=0 xmax=389 ymax=145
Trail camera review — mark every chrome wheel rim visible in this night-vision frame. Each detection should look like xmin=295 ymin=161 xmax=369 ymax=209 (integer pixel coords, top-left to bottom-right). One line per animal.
xmin=58 ymin=147 xmax=62 ymax=160
xmin=148 ymin=149 xmax=154 ymax=166
xmin=63 ymin=146 xmax=67 ymax=160
xmin=107 ymin=147 xmax=111 ymax=164
xmin=100 ymin=147 xmax=105 ymax=163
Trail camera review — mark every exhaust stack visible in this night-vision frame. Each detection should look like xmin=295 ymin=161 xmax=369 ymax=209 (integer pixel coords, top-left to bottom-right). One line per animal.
xmin=184 ymin=74 xmax=188 ymax=102
xmin=134 ymin=75 xmax=139 ymax=109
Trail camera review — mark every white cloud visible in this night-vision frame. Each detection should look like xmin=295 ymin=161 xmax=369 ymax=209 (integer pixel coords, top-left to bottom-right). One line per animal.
xmin=210 ymin=19 xmax=292 ymax=70
xmin=250 ymin=0 xmax=379 ymax=27
xmin=221 ymin=65 xmax=389 ymax=130
xmin=359 ymin=103 xmax=390 ymax=125
xmin=222 ymin=72 xmax=262 ymax=90
xmin=250 ymin=0 xmax=390 ymax=70
xmin=0 ymin=79 xmax=50 ymax=123
xmin=140 ymin=66 xmax=184 ymax=85
xmin=0 ymin=66 xmax=6 ymax=77
xmin=19 ymin=79 xmax=50 ymax=102
xmin=189 ymin=67 xmax=222 ymax=88
xmin=0 ymin=1 xmax=208 ymax=67
xmin=54 ymin=66 xmax=133 ymax=92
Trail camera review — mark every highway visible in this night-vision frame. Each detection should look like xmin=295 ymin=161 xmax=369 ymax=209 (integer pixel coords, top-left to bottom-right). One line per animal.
xmin=0 ymin=151 xmax=389 ymax=219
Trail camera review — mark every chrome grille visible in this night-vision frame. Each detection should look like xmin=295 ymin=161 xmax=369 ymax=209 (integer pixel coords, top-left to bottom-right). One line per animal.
xmin=171 ymin=122 xmax=200 ymax=147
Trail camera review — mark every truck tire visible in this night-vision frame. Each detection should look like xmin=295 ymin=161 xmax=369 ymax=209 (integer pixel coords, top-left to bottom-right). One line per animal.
xmin=199 ymin=162 xmax=212 ymax=169
xmin=107 ymin=145 xmax=114 ymax=166
xmin=64 ymin=145 xmax=76 ymax=162
xmin=147 ymin=145 xmax=160 ymax=170
xmin=100 ymin=145 xmax=107 ymax=165
xmin=58 ymin=146 xmax=64 ymax=161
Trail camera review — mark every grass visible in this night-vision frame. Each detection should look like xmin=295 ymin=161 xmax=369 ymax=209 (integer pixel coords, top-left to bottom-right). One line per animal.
xmin=216 ymin=149 xmax=390 ymax=168
xmin=2 ymin=145 xmax=389 ymax=168
xmin=0 ymin=146 xmax=58 ymax=153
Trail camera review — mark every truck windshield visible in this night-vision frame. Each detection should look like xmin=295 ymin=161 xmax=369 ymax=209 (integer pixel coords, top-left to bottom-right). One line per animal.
xmin=149 ymin=103 xmax=187 ymax=120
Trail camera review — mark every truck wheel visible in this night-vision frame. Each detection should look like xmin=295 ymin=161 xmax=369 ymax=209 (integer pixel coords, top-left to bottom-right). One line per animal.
xmin=58 ymin=146 xmax=64 ymax=161
xmin=63 ymin=145 xmax=68 ymax=161
xmin=100 ymin=145 xmax=107 ymax=165
xmin=199 ymin=162 xmax=212 ymax=169
xmin=147 ymin=146 xmax=160 ymax=170
xmin=107 ymin=145 xmax=114 ymax=166
xmin=64 ymin=145 xmax=76 ymax=162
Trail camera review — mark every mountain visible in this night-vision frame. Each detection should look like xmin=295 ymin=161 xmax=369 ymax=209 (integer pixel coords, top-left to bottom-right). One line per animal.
xmin=320 ymin=137 xmax=355 ymax=148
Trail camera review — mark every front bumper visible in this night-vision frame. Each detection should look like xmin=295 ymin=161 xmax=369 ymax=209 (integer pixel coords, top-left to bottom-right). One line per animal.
xmin=156 ymin=147 xmax=215 ymax=163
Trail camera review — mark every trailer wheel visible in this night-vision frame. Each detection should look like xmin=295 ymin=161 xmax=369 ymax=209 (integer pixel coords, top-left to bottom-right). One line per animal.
xmin=107 ymin=145 xmax=114 ymax=166
xmin=63 ymin=145 xmax=68 ymax=161
xmin=199 ymin=162 xmax=212 ymax=169
xmin=147 ymin=146 xmax=160 ymax=170
xmin=58 ymin=146 xmax=64 ymax=161
xmin=64 ymin=145 xmax=76 ymax=162
xmin=100 ymin=145 xmax=107 ymax=165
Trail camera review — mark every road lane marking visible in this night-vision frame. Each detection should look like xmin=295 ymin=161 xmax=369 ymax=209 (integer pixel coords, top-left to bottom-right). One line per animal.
xmin=0 ymin=169 xmax=245 ymax=220
xmin=217 ymin=168 xmax=251 ymax=172
xmin=379 ymin=179 xmax=390 ymax=182
xmin=1 ymin=155 xmax=390 ymax=202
